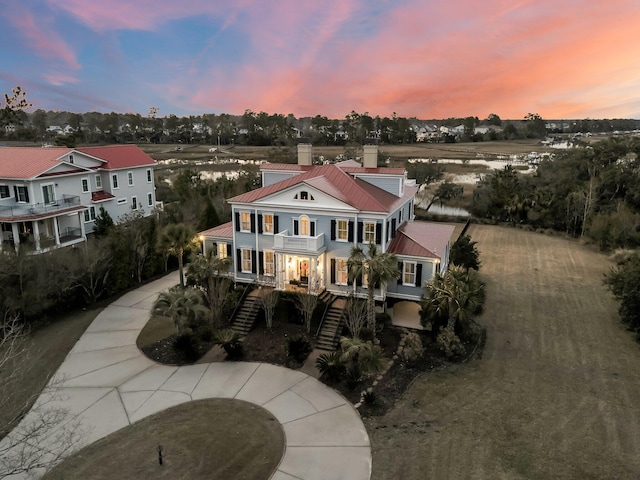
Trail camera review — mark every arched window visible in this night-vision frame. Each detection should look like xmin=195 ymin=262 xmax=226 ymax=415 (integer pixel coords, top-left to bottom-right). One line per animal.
xmin=300 ymin=215 xmax=310 ymax=236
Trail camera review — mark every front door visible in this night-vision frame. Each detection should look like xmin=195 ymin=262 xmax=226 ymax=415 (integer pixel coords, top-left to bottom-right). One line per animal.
xmin=299 ymin=259 xmax=309 ymax=286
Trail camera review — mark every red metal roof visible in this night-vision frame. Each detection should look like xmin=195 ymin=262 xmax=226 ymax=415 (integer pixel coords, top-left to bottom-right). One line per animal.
xmin=0 ymin=147 xmax=72 ymax=179
xmin=77 ymin=145 xmax=155 ymax=170
xmin=91 ymin=191 xmax=116 ymax=203
xmin=387 ymin=221 xmax=455 ymax=259
xmin=230 ymin=164 xmax=410 ymax=213
xmin=199 ymin=221 xmax=233 ymax=239
xmin=260 ymin=163 xmax=313 ymax=171
xmin=341 ymin=166 xmax=406 ymax=175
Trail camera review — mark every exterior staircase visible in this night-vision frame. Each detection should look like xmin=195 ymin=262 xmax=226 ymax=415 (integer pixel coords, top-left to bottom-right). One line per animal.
xmin=230 ymin=293 xmax=260 ymax=336
xmin=315 ymin=295 xmax=346 ymax=351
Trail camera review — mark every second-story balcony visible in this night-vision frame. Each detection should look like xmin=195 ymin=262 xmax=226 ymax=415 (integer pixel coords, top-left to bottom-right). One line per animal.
xmin=0 ymin=195 xmax=82 ymax=220
xmin=273 ymin=230 xmax=325 ymax=254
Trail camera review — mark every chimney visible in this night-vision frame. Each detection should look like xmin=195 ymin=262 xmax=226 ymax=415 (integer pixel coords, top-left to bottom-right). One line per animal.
xmin=297 ymin=143 xmax=313 ymax=166
xmin=363 ymin=144 xmax=378 ymax=168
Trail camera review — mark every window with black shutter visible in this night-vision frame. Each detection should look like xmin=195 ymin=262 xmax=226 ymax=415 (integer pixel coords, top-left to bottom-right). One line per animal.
xmin=310 ymin=221 xmax=315 ymax=237
xmin=251 ymin=250 xmax=257 ymax=274
xmin=236 ymin=249 xmax=242 ymax=272
xmin=375 ymin=223 xmax=382 ymax=245
xmin=293 ymin=219 xmax=299 ymax=235
xmin=416 ymin=263 xmax=423 ymax=286
xmin=397 ymin=262 xmax=403 ymax=285
xmin=330 ymin=258 xmax=336 ymax=284
xmin=274 ymin=215 xmax=279 ymax=234
xmin=357 ymin=222 xmax=363 ymax=243
xmin=250 ymin=213 xmax=256 ymax=233
xmin=234 ymin=212 xmax=240 ymax=232
xmin=259 ymin=251 xmax=264 ymax=274
xmin=258 ymin=214 xmax=263 ymax=234
xmin=226 ymin=244 xmax=232 ymax=257
xmin=348 ymin=220 xmax=354 ymax=242
xmin=331 ymin=219 xmax=336 ymax=241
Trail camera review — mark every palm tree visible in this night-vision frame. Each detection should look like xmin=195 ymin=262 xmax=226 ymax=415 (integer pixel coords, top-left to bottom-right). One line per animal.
xmin=158 ymin=223 xmax=196 ymax=287
xmin=348 ymin=243 xmax=400 ymax=333
xmin=152 ymin=286 xmax=209 ymax=335
xmin=420 ymin=265 xmax=485 ymax=338
xmin=186 ymin=250 xmax=232 ymax=328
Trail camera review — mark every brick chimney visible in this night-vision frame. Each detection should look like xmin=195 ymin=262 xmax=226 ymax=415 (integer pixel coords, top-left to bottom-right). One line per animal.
xmin=297 ymin=143 xmax=313 ymax=166
xmin=363 ymin=144 xmax=378 ymax=168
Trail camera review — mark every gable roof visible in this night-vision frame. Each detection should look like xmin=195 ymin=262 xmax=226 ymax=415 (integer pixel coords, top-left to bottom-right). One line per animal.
xmin=0 ymin=145 xmax=155 ymax=180
xmin=0 ymin=147 xmax=73 ymax=179
xmin=199 ymin=221 xmax=233 ymax=239
xmin=230 ymin=164 xmax=414 ymax=213
xmin=387 ymin=221 xmax=455 ymax=259
xmin=77 ymin=145 xmax=155 ymax=170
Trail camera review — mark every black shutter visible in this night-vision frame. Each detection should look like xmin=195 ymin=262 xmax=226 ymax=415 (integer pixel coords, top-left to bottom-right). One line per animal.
xmin=375 ymin=223 xmax=382 ymax=245
xmin=212 ymin=242 xmax=217 ymax=256
xmin=397 ymin=262 xmax=403 ymax=285
xmin=251 ymin=250 xmax=257 ymax=274
xmin=259 ymin=251 xmax=264 ymax=274
xmin=391 ymin=218 xmax=397 ymax=238
xmin=348 ymin=221 xmax=354 ymax=242
xmin=357 ymin=222 xmax=363 ymax=243
xmin=416 ymin=263 xmax=423 ymax=286
xmin=250 ymin=213 xmax=256 ymax=233
xmin=293 ymin=219 xmax=299 ymax=235
xmin=234 ymin=212 xmax=240 ymax=232
xmin=236 ymin=249 xmax=242 ymax=272
xmin=386 ymin=221 xmax=390 ymax=242
xmin=310 ymin=222 xmax=315 ymax=237
xmin=226 ymin=244 xmax=231 ymax=257
xmin=274 ymin=215 xmax=279 ymax=234
xmin=258 ymin=214 xmax=263 ymax=234
xmin=331 ymin=219 xmax=336 ymax=241
xmin=331 ymin=258 xmax=336 ymax=284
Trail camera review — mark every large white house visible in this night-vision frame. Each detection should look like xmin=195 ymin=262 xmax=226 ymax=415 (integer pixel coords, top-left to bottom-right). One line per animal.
xmin=200 ymin=144 xmax=454 ymax=304
xmin=0 ymin=145 xmax=156 ymax=254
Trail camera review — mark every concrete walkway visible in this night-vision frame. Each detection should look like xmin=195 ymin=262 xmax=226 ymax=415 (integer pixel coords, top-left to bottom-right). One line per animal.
xmin=5 ymin=272 xmax=371 ymax=480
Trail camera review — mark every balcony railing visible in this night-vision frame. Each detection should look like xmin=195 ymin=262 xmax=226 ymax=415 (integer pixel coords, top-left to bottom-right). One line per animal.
xmin=273 ymin=231 xmax=325 ymax=253
xmin=0 ymin=195 xmax=81 ymax=219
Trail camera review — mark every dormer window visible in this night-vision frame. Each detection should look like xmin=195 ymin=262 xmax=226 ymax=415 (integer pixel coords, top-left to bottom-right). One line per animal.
xmin=69 ymin=154 xmax=74 ymax=164
xmin=294 ymin=190 xmax=314 ymax=201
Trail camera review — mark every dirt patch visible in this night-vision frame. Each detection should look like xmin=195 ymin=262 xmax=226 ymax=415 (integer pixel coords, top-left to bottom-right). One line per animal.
xmin=369 ymin=225 xmax=640 ymax=479
xmin=42 ymin=399 xmax=284 ymax=480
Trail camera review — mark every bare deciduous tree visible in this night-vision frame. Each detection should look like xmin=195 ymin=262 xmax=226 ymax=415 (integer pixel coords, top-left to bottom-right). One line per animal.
xmin=296 ymin=281 xmax=320 ymax=334
xmin=257 ymin=288 xmax=279 ymax=330
xmin=344 ymin=295 xmax=367 ymax=339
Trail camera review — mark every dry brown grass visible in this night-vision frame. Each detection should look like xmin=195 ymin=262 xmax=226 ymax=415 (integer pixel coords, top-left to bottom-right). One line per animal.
xmin=43 ymin=399 xmax=284 ymax=480
xmin=368 ymin=225 xmax=640 ymax=479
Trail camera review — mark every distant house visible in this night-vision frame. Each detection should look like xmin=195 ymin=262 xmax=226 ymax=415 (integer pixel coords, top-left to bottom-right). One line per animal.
xmin=0 ymin=145 xmax=156 ymax=254
xmin=199 ymin=144 xmax=453 ymax=305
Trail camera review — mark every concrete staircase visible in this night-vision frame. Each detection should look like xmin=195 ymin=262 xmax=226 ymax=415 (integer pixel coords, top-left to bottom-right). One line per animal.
xmin=315 ymin=295 xmax=346 ymax=351
xmin=230 ymin=293 xmax=260 ymax=336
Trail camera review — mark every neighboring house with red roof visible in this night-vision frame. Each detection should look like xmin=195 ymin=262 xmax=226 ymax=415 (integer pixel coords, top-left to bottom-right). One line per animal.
xmin=0 ymin=145 xmax=156 ymax=254
xmin=200 ymin=143 xmax=454 ymax=304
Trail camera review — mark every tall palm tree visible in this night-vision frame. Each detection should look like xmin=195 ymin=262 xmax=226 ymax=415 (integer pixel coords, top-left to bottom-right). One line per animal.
xmin=186 ymin=250 xmax=232 ymax=328
xmin=158 ymin=223 xmax=196 ymax=287
xmin=152 ymin=286 xmax=208 ymax=335
xmin=348 ymin=243 xmax=400 ymax=333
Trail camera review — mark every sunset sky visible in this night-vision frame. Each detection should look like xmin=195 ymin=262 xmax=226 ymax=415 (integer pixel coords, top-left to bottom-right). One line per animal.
xmin=1 ymin=0 xmax=639 ymax=119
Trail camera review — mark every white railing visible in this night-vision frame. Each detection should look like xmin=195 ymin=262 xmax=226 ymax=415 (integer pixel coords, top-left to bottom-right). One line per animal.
xmin=273 ymin=231 xmax=325 ymax=252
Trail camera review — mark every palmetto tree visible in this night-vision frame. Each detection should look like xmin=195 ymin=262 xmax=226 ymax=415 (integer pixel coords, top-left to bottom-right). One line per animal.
xmin=152 ymin=286 xmax=208 ymax=335
xmin=348 ymin=243 xmax=400 ymax=333
xmin=158 ymin=223 xmax=197 ymax=287
xmin=186 ymin=250 xmax=232 ymax=328
xmin=420 ymin=265 xmax=485 ymax=338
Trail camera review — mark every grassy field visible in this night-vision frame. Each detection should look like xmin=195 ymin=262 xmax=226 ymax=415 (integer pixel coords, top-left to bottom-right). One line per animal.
xmin=368 ymin=225 xmax=640 ymax=479
xmin=43 ymin=399 xmax=284 ymax=480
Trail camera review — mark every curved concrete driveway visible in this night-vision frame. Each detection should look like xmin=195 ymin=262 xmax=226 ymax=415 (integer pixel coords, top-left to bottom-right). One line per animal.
xmin=24 ymin=273 xmax=371 ymax=479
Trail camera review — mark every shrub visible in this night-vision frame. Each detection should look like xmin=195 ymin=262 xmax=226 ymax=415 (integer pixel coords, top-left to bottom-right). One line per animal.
xmin=401 ymin=332 xmax=424 ymax=364
xmin=359 ymin=327 xmax=375 ymax=342
xmin=285 ymin=334 xmax=312 ymax=362
xmin=316 ymin=352 xmax=346 ymax=382
xmin=173 ymin=333 xmax=199 ymax=362
xmin=362 ymin=390 xmax=379 ymax=406
xmin=375 ymin=311 xmax=391 ymax=326
xmin=213 ymin=329 xmax=244 ymax=359
xmin=345 ymin=364 xmax=362 ymax=390
xmin=436 ymin=326 xmax=464 ymax=358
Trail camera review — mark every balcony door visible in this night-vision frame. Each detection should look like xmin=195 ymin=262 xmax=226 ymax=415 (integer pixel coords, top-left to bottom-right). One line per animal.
xmin=42 ymin=184 xmax=55 ymax=205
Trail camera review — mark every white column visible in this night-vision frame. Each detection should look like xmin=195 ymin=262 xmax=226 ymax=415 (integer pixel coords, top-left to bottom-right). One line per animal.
xmin=11 ymin=223 xmax=20 ymax=253
xmin=32 ymin=220 xmax=41 ymax=251
xmin=79 ymin=212 xmax=86 ymax=239
xmin=53 ymin=217 xmax=61 ymax=245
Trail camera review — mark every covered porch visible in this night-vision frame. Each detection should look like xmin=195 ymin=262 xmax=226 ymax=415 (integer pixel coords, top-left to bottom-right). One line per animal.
xmin=275 ymin=253 xmax=326 ymax=294
xmin=1 ymin=210 xmax=86 ymax=254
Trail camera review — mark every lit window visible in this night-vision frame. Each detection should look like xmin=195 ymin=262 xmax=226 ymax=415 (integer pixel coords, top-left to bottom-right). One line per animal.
xmin=364 ymin=222 xmax=376 ymax=243
xmin=300 ymin=215 xmax=309 ymax=236
xmin=241 ymin=249 xmax=252 ymax=273
xmin=264 ymin=250 xmax=275 ymax=276
xmin=295 ymin=190 xmax=314 ymax=201
xmin=336 ymin=259 xmax=348 ymax=285
xmin=403 ymin=262 xmax=416 ymax=286
xmin=217 ymin=243 xmax=227 ymax=259
xmin=127 ymin=171 xmax=134 ymax=186
xmin=241 ymin=212 xmax=251 ymax=232
xmin=263 ymin=214 xmax=274 ymax=234
xmin=337 ymin=219 xmax=348 ymax=241
xmin=95 ymin=175 xmax=102 ymax=189
xmin=81 ymin=178 xmax=89 ymax=193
